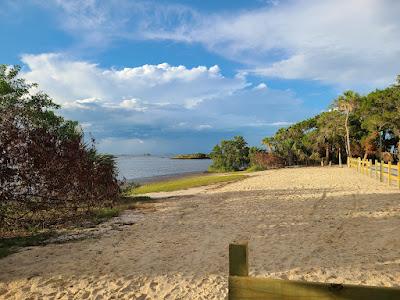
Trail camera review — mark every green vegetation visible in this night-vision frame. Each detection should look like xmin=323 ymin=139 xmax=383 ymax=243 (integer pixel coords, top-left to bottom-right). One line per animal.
xmin=262 ymin=76 xmax=400 ymax=165
xmin=92 ymin=208 xmax=120 ymax=224
xmin=172 ymin=153 xmax=210 ymax=159
xmin=209 ymin=136 xmax=284 ymax=172
xmin=91 ymin=195 xmax=153 ymax=223
xmin=128 ymin=174 xmax=246 ymax=194
xmin=209 ymin=136 xmax=250 ymax=171
xmin=1 ymin=65 xmax=119 ymax=232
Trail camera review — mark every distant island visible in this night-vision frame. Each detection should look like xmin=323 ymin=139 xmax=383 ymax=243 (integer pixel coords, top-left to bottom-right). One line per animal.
xmin=172 ymin=153 xmax=210 ymax=159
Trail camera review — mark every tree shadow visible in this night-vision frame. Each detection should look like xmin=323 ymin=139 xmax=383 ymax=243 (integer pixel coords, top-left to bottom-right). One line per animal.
xmin=0 ymin=188 xmax=399 ymax=296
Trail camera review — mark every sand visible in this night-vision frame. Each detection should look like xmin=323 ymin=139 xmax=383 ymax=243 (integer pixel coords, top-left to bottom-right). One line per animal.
xmin=0 ymin=167 xmax=399 ymax=299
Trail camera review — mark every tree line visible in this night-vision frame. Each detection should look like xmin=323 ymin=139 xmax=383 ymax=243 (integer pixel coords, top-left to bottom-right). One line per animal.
xmin=210 ymin=75 xmax=400 ymax=171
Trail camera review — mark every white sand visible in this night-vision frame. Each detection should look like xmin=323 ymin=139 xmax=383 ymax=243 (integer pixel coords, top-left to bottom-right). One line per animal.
xmin=1 ymin=167 xmax=399 ymax=299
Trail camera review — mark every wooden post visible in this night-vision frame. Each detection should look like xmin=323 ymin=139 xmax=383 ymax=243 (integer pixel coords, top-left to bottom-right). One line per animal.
xmin=380 ymin=161 xmax=383 ymax=182
xmin=229 ymin=243 xmax=248 ymax=277
xmin=397 ymin=162 xmax=400 ymax=189
xmin=228 ymin=243 xmax=400 ymax=300
xmin=388 ymin=161 xmax=392 ymax=186
xmin=358 ymin=157 xmax=361 ymax=173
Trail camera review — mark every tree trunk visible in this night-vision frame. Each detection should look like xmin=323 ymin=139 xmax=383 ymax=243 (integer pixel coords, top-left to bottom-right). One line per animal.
xmin=379 ymin=130 xmax=383 ymax=159
xmin=325 ymin=144 xmax=329 ymax=163
xmin=339 ymin=147 xmax=342 ymax=167
xmin=345 ymin=112 xmax=351 ymax=157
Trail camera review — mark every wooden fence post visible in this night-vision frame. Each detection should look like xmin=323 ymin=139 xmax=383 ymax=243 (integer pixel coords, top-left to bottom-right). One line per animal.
xmin=380 ymin=161 xmax=383 ymax=182
xmin=229 ymin=243 xmax=249 ymax=277
xmin=228 ymin=242 xmax=400 ymax=299
xmin=358 ymin=157 xmax=361 ymax=173
xmin=388 ymin=161 xmax=392 ymax=186
xmin=398 ymin=162 xmax=400 ymax=189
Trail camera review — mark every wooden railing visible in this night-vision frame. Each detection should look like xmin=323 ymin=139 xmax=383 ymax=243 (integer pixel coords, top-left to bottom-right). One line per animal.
xmin=229 ymin=242 xmax=400 ymax=299
xmin=348 ymin=157 xmax=400 ymax=188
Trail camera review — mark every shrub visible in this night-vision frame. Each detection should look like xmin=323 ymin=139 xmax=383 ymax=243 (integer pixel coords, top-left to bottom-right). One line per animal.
xmin=209 ymin=136 xmax=250 ymax=172
xmin=250 ymin=151 xmax=285 ymax=170
xmin=0 ymin=65 xmax=119 ymax=230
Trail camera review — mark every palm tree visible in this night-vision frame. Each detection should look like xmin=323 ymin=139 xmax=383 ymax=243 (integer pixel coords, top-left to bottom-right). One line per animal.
xmin=335 ymin=91 xmax=360 ymax=158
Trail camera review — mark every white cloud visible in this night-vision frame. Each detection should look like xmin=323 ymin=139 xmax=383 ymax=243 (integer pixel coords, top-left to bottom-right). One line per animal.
xmin=253 ymin=83 xmax=267 ymax=90
xmin=21 ymin=53 xmax=246 ymax=108
xmin=37 ymin=1 xmax=400 ymax=88
xmin=196 ymin=124 xmax=212 ymax=130
xmin=141 ymin=0 xmax=400 ymax=89
xmin=21 ymin=53 xmax=311 ymax=154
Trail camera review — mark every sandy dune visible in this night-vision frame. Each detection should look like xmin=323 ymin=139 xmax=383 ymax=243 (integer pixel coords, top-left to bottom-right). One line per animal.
xmin=1 ymin=167 xmax=400 ymax=299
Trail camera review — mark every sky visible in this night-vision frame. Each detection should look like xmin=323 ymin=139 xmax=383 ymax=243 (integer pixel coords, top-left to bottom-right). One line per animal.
xmin=2 ymin=0 xmax=400 ymax=155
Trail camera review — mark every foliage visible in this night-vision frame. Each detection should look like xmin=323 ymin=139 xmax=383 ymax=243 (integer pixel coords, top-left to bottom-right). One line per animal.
xmin=0 ymin=65 xmax=119 ymax=230
xmin=209 ymin=136 xmax=250 ymax=172
xmin=172 ymin=153 xmax=210 ymax=159
xmin=128 ymin=174 xmax=247 ymax=194
xmin=249 ymin=147 xmax=285 ymax=170
xmin=262 ymin=75 xmax=400 ymax=165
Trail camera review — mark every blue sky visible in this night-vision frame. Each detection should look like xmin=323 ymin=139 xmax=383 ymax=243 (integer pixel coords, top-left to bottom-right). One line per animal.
xmin=2 ymin=0 xmax=400 ymax=155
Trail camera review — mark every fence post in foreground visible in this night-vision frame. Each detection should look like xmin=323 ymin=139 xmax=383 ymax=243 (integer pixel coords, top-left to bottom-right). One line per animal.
xmin=358 ymin=157 xmax=361 ymax=173
xmin=397 ymin=161 xmax=400 ymax=189
xmin=229 ymin=243 xmax=249 ymax=277
xmin=398 ymin=162 xmax=400 ymax=189
xmin=388 ymin=161 xmax=392 ymax=186
xmin=380 ymin=161 xmax=383 ymax=182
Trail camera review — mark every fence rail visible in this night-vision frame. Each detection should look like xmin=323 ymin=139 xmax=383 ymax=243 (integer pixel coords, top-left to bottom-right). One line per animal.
xmin=229 ymin=243 xmax=400 ymax=300
xmin=348 ymin=157 xmax=400 ymax=188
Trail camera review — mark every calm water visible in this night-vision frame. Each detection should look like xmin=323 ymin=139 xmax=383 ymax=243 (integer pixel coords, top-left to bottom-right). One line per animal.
xmin=115 ymin=156 xmax=212 ymax=181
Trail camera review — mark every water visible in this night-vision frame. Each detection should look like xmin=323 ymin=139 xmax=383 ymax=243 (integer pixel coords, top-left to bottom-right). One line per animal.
xmin=115 ymin=155 xmax=212 ymax=181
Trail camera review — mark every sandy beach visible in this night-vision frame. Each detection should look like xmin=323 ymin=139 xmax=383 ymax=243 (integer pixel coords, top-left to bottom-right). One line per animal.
xmin=1 ymin=166 xmax=399 ymax=299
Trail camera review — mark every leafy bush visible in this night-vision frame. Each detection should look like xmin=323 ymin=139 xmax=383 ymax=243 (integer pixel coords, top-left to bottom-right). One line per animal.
xmin=0 ymin=65 xmax=119 ymax=230
xmin=249 ymin=149 xmax=285 ymax=170
xmin=209 ymin=136 xmax=250 ymax=172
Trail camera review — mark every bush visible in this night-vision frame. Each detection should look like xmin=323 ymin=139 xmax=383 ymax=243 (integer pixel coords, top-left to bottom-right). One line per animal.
xmin=250 ymin=150 xmax=285 ymax=170
xmin=0 ymin=65 xmax=119 ymax=231
xmin=209 ymin=136 xmax=250 ymax=172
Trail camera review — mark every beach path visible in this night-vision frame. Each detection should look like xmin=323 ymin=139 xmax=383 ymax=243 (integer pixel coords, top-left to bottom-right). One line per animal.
xmin=0 ymin=167 xmax=399 ymax=299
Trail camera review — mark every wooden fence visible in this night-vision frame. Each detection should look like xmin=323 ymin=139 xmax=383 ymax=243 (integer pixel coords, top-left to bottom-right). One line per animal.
xmin=229 ymin=243 xmax=400 ymax=299
xmin=348 ymin=157 xmax=400 ymax=188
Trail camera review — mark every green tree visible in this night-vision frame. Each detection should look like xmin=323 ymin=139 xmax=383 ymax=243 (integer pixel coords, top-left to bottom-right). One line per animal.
xmin=209 ymin=136 xmax=250 ymax=171
xmin=334 ymin=90 xmax=360 ymax=158
xmin=315 ymin=111 xmax=346 ymax=164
